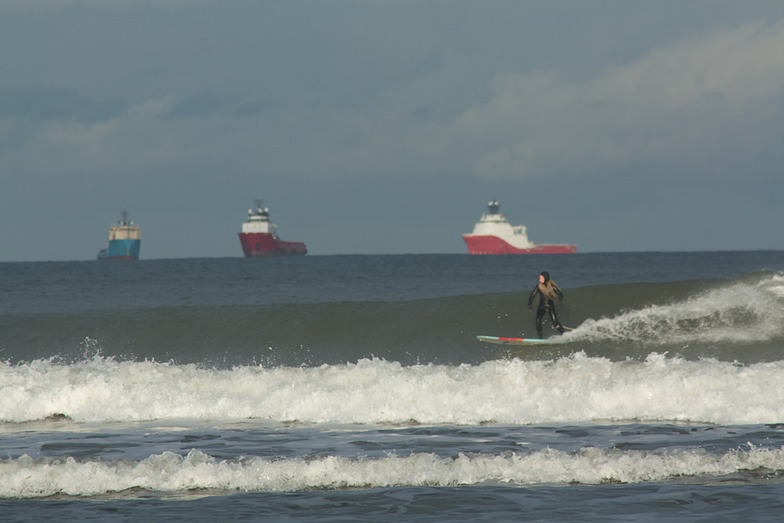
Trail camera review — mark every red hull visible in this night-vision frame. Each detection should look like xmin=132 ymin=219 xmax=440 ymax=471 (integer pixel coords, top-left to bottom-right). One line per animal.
xmin=239 ymin=233 xmax=307 ymax=257
xmin=462 ymin=235 xmax=576 ymax=255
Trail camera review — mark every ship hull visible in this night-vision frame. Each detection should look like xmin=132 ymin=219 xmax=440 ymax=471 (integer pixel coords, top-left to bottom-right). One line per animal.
xmin=239 ymin=233 xmax=307 ymax=257
xmin=97 ymin=239 xmax=141 ymax=260
xmin=462 ymin=235 xmax=576 ymax=255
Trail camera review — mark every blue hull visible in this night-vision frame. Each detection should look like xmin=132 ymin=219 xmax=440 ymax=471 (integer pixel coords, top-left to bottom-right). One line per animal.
xmin=97 ymin=239 xmax=141 ymax=260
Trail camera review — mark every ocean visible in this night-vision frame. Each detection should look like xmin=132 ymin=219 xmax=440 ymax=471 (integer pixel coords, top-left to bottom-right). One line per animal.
xmin=2 ymin=251 xmax=784 ymax=521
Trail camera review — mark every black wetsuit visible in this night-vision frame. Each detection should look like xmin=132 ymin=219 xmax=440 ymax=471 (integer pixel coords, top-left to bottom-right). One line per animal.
xmin=528 ymin=282 xmax=564 ymax=338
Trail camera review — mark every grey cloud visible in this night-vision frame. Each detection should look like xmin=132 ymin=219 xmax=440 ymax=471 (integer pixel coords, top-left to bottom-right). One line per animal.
xmin=162 ymin=92 xmax=228 ymax=119
xmin=0 ymin=87 xmax=127 ymax=123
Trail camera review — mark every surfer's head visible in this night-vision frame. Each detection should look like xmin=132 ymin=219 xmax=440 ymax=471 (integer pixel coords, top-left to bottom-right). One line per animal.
xmin=539 ymin=271 xmax=550 ymax=283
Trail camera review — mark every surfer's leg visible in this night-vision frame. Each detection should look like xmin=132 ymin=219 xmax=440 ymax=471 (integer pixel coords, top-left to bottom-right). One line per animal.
xmin=535 ymin=308 xmax=545 ymax=338
xmin=550 ymin=307 xmax=565 ymax=334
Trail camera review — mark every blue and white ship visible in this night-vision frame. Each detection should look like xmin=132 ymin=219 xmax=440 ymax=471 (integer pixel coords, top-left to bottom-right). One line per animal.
xmin=97 ymin=211 xmax=141 ymax=260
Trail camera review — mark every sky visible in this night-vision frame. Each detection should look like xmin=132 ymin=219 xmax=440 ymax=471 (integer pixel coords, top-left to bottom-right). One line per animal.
xmin=1 ymin=0 xmax=783 ymax=261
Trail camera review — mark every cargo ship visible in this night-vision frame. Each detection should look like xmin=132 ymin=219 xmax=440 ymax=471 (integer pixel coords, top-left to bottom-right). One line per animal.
xmin=97 ymin=211 xmax=141 ymax=260
xmin=238 ymin=200 xmax=307 ymax=257
xmin=462 ymin=201 xmax=576 ymax=254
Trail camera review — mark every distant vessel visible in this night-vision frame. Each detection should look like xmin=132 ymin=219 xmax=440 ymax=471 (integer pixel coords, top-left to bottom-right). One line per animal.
xmin=238 ymin=200 xmax=307 ymax=257
xmin=462 ymin=201 xmax=576 ymax=255
xmin=97 ymin=211 xmax=141 ymax=260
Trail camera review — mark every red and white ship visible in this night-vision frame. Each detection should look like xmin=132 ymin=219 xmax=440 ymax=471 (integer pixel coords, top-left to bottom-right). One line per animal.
xmin=462 ymin=201 xmax=576 ymax=255
xmin=238 ymin=200 xmax=307 ymax=257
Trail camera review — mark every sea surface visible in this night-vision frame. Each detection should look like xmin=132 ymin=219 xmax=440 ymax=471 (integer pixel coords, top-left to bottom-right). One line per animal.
xmin=2 ymin=251 xmax=784 ymax=521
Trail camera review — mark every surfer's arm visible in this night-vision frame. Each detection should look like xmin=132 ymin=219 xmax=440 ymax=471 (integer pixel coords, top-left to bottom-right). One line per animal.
xmin=528 ymin=286 xmax=539 ymax=309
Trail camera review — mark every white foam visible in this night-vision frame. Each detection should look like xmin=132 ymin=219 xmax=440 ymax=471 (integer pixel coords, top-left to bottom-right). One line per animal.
xmin=2 ymin=352 xmax=784 ymax=426
xmin=2 ymin=445 xmax=783 ymax=498
xmin=568 ymin=273 xmax=784 ymax=345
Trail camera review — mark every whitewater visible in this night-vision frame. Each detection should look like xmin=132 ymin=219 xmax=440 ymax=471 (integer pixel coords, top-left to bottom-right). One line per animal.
xmin=4 ymin=352 xmax=784 ymax=426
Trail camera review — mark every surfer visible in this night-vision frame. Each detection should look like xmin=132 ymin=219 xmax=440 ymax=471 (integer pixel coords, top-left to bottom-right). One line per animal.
xmin=528 ymin=271 xmax=565 ymax=338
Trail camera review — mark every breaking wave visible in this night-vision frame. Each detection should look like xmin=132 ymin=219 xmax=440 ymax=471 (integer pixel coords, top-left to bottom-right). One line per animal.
xmin=2 ymin=272 xmax=783 ymax=366
xmin=4 ymin=445 xmax=784 ymax=498
xmin=3 ymin=352 xmax=784 ymax=426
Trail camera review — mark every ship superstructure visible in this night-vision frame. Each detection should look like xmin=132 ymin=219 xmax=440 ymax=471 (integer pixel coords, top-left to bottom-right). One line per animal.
xmin=462 ymin=201 xmax=576 ymax=254
xmin=97 ymin=211 xmax=141 ymax=260
xmin=238 ymin=200 xmax=307 ymax=257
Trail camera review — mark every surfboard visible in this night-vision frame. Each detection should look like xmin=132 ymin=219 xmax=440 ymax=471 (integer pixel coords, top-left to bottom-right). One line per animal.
xmin=476 ymin=335 xmax=555 ymax=346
